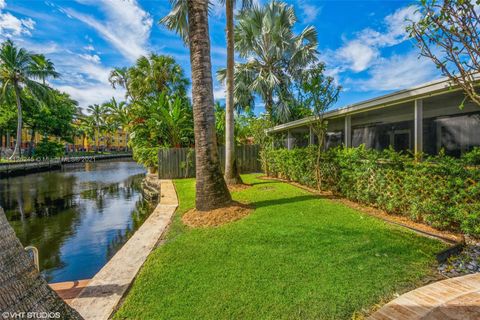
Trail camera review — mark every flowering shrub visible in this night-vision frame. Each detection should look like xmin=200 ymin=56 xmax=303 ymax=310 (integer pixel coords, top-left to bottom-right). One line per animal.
xmin=264 ymin=145 xmax=480 ymax=236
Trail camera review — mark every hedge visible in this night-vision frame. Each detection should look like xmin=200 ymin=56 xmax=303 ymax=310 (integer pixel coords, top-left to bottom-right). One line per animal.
xmin=263 ymin=145 xmax=480 ymax=237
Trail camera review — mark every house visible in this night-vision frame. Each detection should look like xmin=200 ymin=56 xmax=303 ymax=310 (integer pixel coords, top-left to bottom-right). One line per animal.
xmin=267 ymin=78 xmax=480 ymax=157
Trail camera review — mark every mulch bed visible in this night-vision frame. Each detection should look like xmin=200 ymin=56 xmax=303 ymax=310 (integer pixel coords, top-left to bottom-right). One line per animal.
xmin=182 ymin=201 xmax=253 ymax=228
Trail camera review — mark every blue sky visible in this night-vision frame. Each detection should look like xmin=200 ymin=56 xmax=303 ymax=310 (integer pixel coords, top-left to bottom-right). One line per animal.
xmin=0 ymin=0 xmax=442 ymax=113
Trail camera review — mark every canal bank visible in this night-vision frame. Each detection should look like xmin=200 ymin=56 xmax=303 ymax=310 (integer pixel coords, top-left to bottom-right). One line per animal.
xmin=0 ymin=160 xmax=153 ymax=283
xmin=0 ymin=154 xmax=133 ymax=178
xmin=68 ymin=179 xmax=177 ymax=320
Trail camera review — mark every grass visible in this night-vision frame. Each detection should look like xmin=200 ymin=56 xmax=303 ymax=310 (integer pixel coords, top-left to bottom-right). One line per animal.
xmin=114 ymin=174 xmax=446 ymax=320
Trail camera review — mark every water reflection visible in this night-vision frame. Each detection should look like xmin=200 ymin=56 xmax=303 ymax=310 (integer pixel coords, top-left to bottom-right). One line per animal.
xmin=0 ymin=161 xmax=152 ymax=283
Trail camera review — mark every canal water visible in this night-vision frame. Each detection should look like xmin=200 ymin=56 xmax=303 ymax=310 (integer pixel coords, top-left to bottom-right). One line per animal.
xmin=0 ymin=160 xmax=153 ymax=283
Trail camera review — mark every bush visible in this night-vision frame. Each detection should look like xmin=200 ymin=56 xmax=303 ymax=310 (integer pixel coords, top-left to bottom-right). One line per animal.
xmin=33 ymin=138 xmax=64 ymax=159
xmin=132 ymin=146 xmax=159 ymax=172
xmin=264 ymin=145 xmax=480 ymax=237
xmin=462 ymin=147 xmax=480 ymax=165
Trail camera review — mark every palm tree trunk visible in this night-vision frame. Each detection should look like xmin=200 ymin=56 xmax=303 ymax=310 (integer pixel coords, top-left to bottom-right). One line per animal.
xmin=0 ymin=207 xmax=83 ymax=319
xmin=10 ymin=84 xmax=23 ymax=159
xmin=28 ymin=127 xmax=36 ymax=158
xmin=187 ymin=0 xmax=231 ymax=211
xmin=224 ymin=0 xmax=243 ymax=185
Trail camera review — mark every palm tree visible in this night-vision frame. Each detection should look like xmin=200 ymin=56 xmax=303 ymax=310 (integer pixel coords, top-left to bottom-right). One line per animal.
xmin=186 ymin=0 xmax=231 ymax=210
xmin=219 ymin=1 xmax=318 ymax=121
xmin=0 ymin=41 xmax=57 ymax=159
xmin=221 ymin=0 xmax=252 ymax=185
xmin=128 ymin=54 xmax=189 ymax=100
xmin=0 ymin=207 xmax=82 ymax=318
xmin=31 ymin=54 xmax=60 ymax=85
xmin=161 ymin=0 xmax=252 ymax=185
xmin=86 ymin=104 xmax=106 ymax=153
xmin=108 ymin=67 xmax=131 ymax=101
xmin=104 ymin=97 xmax=130 ymax=150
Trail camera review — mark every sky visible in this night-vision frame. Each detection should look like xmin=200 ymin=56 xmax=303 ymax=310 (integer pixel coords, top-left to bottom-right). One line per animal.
xmin=0 ymin=0 xmax=442 ymax=114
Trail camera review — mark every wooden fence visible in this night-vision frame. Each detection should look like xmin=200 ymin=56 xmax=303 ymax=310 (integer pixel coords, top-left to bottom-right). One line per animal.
xmin=158 ymin=145 xmax=261 ymax=179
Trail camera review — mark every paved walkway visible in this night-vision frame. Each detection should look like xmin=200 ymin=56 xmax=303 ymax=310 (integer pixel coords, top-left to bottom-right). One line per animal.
xmin=70 ymin=179 xmax=178 ymax=320
xmin=370 ymin=273 xmax=480 ymax=319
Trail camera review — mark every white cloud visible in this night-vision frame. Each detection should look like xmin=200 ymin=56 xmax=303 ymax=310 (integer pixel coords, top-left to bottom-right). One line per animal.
xmin=327 ymin=5 xmax=420 ymax=73
xmin=62 ymin=0 xmax=153 ymax=62
xmin=0 ymin=1 xmax=36 ymax=37
xmin=353 ymin=51 xmax=438 ymax=91
xmin=337 ymin=41 xmax=378 ymax=72
xmin=84 ymin=44 xmax=95 ymax=51
xmin=56 ymin=84 xmax=124 ymax=109
xmin=79 ymin=53 xmax=101 ymax=64
xmin=213 ymin=86 xmax=226 ymax=101
xmin=297 ymin=1 xmax=321 ymax=24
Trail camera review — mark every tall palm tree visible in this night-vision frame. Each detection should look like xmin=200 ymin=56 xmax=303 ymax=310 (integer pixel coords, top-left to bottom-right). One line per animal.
xmin=86 ymin=104 xmax=106 ymax=153
xmin=108 ymin=67 xmax=131 ymax=101
xmin=0 ymin=207 xmax=82 ymax=318
xmin=220 ymin=0 xmax=252 ymax=185
xmin=161 ymin=0 xmax=252 ymax=185
xmin=186 ymin=0 xmax=231 ymax=210
xmin=0 ymin=41 xmax=57 ymax=159
xmin=219 ymin=1 xmax=318 ymax=120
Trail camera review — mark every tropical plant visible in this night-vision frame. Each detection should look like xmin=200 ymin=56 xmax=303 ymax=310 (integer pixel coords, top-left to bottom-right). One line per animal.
xmin=128 ymin=54 xmax=189 ymax=101
xmin=30 ymin=54 xmax=60 ymax=85
xmin=104 ymin=97 xmax=131 ymax=149
xmin=128 ymin=92 xmax=193 ymax=170
xmin=33 ymin=137 xmax=64 ymax=159
xmin=108 ymin=67 xmax=131 ymax=100
xmin=218 ymin=1 xmax=318 ymax=122
xmin=0 ymin=40 xmax=58 ymax=158
xmin=299 ymin=63 xmax=341 ymax=189
xmin=184 ymin=0 xmax=231 ymax=210
xmin=86 ymin=104 xmax=106 ymax=152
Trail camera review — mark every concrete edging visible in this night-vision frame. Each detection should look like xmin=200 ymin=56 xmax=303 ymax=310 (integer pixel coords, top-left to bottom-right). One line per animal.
xmin=370 ymin=273 xmax=480 ymax=319
xmin=70 ymin=179 xmax=178 ymax=320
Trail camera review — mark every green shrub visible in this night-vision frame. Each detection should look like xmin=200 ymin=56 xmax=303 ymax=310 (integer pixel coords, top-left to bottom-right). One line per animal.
xmin=462 ymin=147 xmax=480 ymax=165
xmin=264 ymin=145 xmax=480 ymax=237
xmin=33 ymin=138 xmax=64 ymax=159
xmin=132 ymin=146 xmax=159 ymax=172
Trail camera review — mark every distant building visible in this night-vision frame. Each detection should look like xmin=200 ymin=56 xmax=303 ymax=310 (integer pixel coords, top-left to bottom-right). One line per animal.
xmin=0 ymin=129 xmax=129 ymax=154
xmin=267 ymin=78 xmax=480 ymax=157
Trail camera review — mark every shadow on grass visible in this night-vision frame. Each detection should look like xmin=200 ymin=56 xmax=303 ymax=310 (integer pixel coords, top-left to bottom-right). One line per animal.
xmin=250 ymin=194 xmax=320 ymax=209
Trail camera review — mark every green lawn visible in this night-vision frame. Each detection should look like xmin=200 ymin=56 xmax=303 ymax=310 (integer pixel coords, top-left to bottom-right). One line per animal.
xmin=114 ymin=174 xmax=446 ymax=320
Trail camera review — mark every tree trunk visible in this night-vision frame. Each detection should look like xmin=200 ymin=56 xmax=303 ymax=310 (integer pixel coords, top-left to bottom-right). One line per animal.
xmin=10 ymin=84 xmax=23 ymax=159
xmin=224 ymin=0 xmax=243 ymax=185
xmin=0 ymin=207 xmax=83 ymax=319
xmin=28 ymin=128 xmax=36 ymax=158
xmin=187 ymin=0 xmax=231 ymax=211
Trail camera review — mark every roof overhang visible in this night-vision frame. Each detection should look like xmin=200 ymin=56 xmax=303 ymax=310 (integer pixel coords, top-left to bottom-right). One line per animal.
xmin=266 ymin=77 xmax=476 ymax=134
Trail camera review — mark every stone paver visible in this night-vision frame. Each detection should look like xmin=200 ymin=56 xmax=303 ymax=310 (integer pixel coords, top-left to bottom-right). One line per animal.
xmin=370 ymin=273 xmax=480 ymax=320
xmin=70 ymin=180 xmax=178 ymax=320
xmin=49 ymin=279 xmax=90 ymax=305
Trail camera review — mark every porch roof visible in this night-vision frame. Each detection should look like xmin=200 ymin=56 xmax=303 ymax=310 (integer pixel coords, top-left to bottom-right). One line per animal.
xmin=267 ymin=77 xmax=461 ymax=134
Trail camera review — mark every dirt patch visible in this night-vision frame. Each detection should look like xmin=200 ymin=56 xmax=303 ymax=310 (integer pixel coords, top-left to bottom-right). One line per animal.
xmin=182 ymin=201 xmax=253 ymax=228
xmin=228 ymin=183 xmax=252 ymax=192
